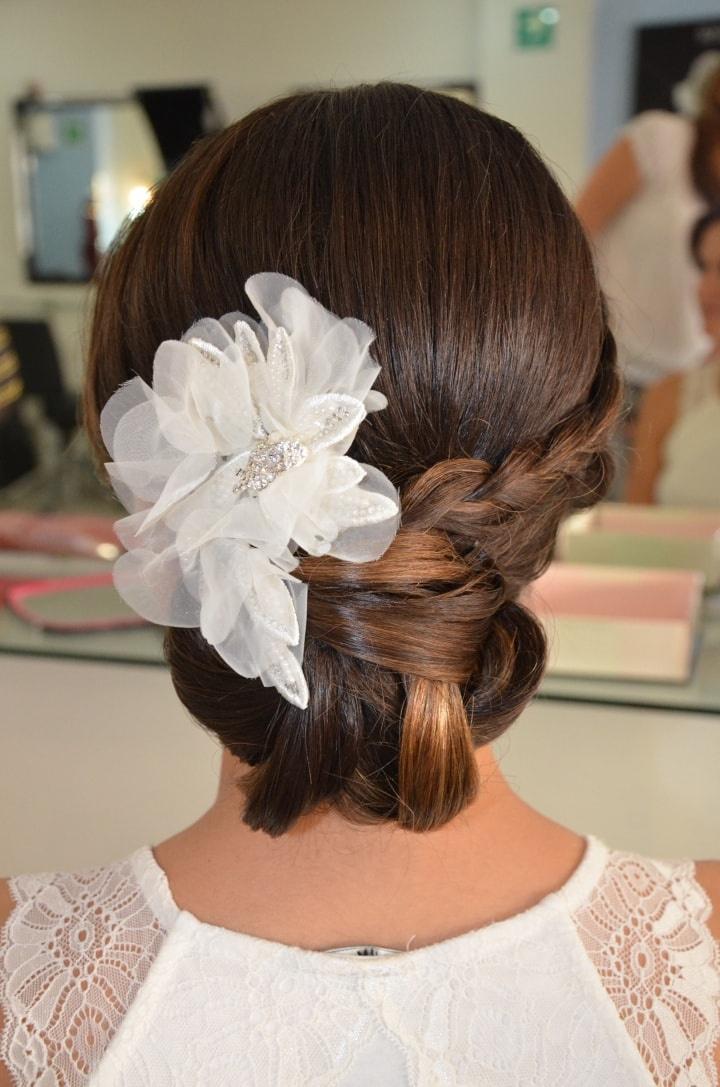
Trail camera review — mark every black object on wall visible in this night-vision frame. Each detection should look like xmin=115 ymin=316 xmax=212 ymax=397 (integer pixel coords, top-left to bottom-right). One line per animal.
xmin=3 ymin=321 xmax=77 ymax=441
xmin=134 ymin=85 xmax=223 ymax=172
xmin=634 ymin=20 xmax=720 ymax=115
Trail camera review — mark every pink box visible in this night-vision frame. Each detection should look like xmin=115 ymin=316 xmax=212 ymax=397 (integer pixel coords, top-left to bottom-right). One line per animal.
xmin=523 ymin=563 xmax=705 ymax=683
xmin=558 ymin=504 xmax=720 ymax=588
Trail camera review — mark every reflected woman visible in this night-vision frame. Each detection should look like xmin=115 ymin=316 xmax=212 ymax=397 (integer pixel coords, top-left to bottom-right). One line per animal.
xmin=625 ymin=207 xmax=720 ymax=506
xmin=576 ymin=53 xmax=720 ymax=406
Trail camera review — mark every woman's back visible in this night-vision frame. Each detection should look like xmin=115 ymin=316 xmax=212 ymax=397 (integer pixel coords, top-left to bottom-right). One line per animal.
xmin=1 ymin=833 xmax=719 ymax=1085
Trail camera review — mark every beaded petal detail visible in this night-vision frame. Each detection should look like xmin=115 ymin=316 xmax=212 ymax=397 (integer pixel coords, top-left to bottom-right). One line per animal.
xmin=234 ymin=437 xmax=309 ymax=494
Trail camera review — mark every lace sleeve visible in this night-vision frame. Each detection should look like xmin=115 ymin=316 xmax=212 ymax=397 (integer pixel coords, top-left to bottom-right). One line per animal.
xmin=0 ymin=857 xmax=169 ymax=1087
xmin=572 ymin=852 xmax=720 ymax=1087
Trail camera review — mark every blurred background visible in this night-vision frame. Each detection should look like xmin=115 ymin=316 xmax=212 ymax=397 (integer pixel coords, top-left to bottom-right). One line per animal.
xmin=2 ymin=0 xmax=719 ymax=873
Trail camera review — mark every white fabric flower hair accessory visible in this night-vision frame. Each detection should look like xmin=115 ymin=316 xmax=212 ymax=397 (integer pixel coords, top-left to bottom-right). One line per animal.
xmin=101 ymin=273 xmax=400 ymax=708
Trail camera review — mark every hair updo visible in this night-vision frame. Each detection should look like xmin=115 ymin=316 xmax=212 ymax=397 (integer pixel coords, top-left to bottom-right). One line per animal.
xmin=85 ymin=82 xmax=620 ymax=837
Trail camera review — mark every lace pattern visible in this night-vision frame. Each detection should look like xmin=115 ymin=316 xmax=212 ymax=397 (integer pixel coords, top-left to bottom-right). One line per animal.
xmin=0 ymin=857 xmax=171 ymax=1086
xmin=574 ymin=854 xmax=720 ymax=1087
xmin=1 ymin=843 xmax=718 ymax=1086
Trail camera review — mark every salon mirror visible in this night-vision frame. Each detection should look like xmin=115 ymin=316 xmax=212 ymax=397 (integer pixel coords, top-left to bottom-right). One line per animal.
xmin=13 ymin=97 xmax=164 ymax=283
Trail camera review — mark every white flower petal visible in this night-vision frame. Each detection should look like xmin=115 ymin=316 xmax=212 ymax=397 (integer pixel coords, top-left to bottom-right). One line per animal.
xmin=290 ymin=511 xmax=336 ymax=555
xmin=183 ymin=314 xmax=232 ymax=345
xmin=100 ymin=377 xmax=152 ymax=457
xmin=112 ymin=546 xmax=199 ymax=627
xmin=328 ymin=464 xmax=400 ymax=563
xmin=260 ymin=642 xmax=309 ymax=709
xmin=253 ymin=455 xmax=330 ymax=553
xmin=233 ymin=320 xmax=266 ymax=367
xmin=265 ymin=326 xmax=297 ymax=422
xmin=325 ymin=456 xmax=366 ymax=494
xmin=153 ymin=339 xmax=254 ymax=454
xmin=297 ymin=393 xmax=365 ymax=453
xmin=108 ymin=395 xmax=169 ymax=464
xmin=199 ymin=539 xmax=252 ymax=645
xmin=364 ymin=390 xmax=388 ymax=412
xmin=244 ymin=274 xmax=378 ymax=405
xmin=330 ymin=488 xmax=399 ymax=530
xmin=186 ymin=353 xmax=254 ymax=454
xmin=136 ymin=453 xmax=218 ymax=533
xmin=246 ymin=552 xmax=300 ymax=645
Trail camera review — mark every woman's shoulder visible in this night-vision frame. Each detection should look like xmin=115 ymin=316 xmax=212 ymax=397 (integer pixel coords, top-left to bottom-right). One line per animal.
xmin=0 ymin=850 xmax=174 ymax=1087
xmin=571 ymin=847 xmax=720 ymax=1086
xmin=695 ymin=861 xmax=720 ymax=940
xmin=573 ymin=842 xmax=720 ymax=930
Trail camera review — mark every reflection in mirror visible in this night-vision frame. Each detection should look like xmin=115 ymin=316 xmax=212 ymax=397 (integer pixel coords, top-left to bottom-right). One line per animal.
xmin=576 ymin=24 xmax=720 ymax=511
xmin=14 ymin=97 xmax=164 ymax=283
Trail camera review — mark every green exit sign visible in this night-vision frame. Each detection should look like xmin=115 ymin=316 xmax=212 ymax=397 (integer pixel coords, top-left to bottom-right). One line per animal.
xmin=516 ymin=6 xmax=559 ymax=48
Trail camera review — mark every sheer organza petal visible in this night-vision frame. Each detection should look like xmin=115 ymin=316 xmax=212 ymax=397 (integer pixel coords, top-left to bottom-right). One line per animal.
xmin=199 ymin=540 xmax=252 ymax=645
xmin=184 ymin=346 xmax=255 ymax=453
xmin=113 ymin=510 xmax=175 ymax=554
xmin=290 ymin=511 xmax=337 ymax=555
xmin=112 ymin=547 xmax=200 ymax=627
xmin=301 ymin=320 xmax=373 ymax=400
xmin=244 ymin=274 xmax=377 ymax=407
xmin=212 ymin=613 xmax=262 ymax=679
xmin=100 ymin=378 xmax=153 ymax=457
xmin=105 ymin=463 xmax=158 ymax=514
xmin=329 ymin=465 xmax=401 ymax=562
xmin=152 ymin=389 xmax=217 ymax=454
xmin=136 ymin=453 xmax=218 ymax=533
xmin=173 ymin=497 xmax=272 ymax=558
xmin=108 ymin=396 xmax=169 ymax=465
xmin=152 ymin=340 xmax=254 ymax=454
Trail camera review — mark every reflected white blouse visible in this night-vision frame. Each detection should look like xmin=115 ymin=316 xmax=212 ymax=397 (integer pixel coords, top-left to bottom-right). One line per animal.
xmin=1 ymin=835 xmax=718 ymax=1085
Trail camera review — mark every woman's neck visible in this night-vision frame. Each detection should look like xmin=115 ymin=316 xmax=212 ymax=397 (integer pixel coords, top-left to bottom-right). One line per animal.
xmin=152 ymin=745 xmax=586 ymax=951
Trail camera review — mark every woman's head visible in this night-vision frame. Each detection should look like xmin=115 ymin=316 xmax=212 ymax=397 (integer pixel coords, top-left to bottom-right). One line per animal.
xmin=691 ymin=206 xmax=720 ymax=342
xmin=85 ymin=83 xmax=620 ymax=837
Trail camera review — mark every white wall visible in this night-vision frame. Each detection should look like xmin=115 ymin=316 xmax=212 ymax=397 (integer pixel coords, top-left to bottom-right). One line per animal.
xmin=590 ymin=0 xmax=720 ymax=162
xmin=0 ymin=0 xmax=477 ymax=385
xmin=476 ymin=0 xmax=596 ymax=195
xmin=3 ymin=654 xmax=718 ymax=875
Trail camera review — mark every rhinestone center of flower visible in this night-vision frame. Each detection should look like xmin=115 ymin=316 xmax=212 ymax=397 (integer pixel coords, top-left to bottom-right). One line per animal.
xmin=233 ymin=436 xmax=308 ymax=494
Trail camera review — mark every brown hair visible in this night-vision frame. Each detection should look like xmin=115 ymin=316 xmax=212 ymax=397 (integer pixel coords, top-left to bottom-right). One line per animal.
xmin=691 ymin=66 xmax=720 ymax=203
xmin=690 ymin=205 xmax=720 ymax=263
xmin=85 ymin=83 xmax=620 ymax=837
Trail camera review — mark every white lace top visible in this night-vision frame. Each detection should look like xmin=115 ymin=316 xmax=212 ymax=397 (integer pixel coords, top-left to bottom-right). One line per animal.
xmin=1 ymin=836 xmax=718 ymax=1086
